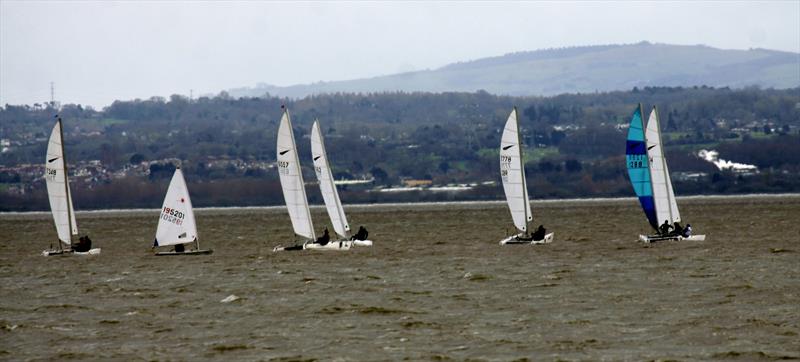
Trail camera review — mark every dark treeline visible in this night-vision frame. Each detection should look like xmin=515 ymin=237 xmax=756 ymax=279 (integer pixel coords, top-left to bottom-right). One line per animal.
xmin=1 ymin=86 xmax=799 ymax=211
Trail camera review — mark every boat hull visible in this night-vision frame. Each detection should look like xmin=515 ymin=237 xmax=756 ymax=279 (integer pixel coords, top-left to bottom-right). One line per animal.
xmin=639 ymin=234 xmax=706 ymax=243
xmin=499 ymin=232 xmax=554 ymax=245
xmin=42 ymin=248 xmax=101 ymax=256
xmin=273 ymin=240 xmax=353 ymax=252
xmin=304 ymin=240 xmax=353 ymax=251
xmin=155 ymin=249 xmax=213 ymax=256
xmin=352 ymin=239 xmax=373 ymax=247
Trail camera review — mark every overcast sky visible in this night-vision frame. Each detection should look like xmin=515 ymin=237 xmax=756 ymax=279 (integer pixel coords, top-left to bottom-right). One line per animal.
xmin=1 ymin=1 xmax=798 ymax=108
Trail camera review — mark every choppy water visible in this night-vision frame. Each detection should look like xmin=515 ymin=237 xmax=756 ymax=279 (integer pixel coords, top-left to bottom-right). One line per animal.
xmin=1 ymin=196 xmax=798 ymax=360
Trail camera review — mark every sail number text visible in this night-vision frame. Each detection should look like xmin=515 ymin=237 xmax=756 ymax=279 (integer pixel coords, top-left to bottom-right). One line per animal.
xmin=45 ymin=167 xmax=58 ymax=180
xmin=277 ymin=161 xmax=290 ymax=175
xmin=628 ymin=154 xmax=646 ymax=168
xmin=161 ymin=207 xmax=184 ymax=226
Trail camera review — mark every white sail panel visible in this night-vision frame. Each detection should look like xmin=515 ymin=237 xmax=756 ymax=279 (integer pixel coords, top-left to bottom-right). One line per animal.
xmin=645 ymin=108 xmax=681 ymax=225
xmin=500 ymin=108 xmax=532 ymax=232
xmin=311 ymin=121 xmax=350 ymax=239
xmin=155 ymin=168 xmax=198 ymax=246
xmin=45 ymin=120 xmax=77 ymax=244
xmin=277 ymin=110 xmax=315 ymax=240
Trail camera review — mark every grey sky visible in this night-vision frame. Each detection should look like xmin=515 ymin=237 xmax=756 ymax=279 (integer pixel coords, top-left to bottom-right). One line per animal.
xmin=1 ymin=0 xmax=798 ymax=108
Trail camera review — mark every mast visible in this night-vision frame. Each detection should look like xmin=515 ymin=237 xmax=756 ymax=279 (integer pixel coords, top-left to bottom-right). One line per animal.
xmin=287 ymin=109 xmax=315 ymax=240
xmin=58 ymin=116 xmax=72 ymax=248
xmin=316 ymin=119 xmax=349 ymax=238
xmin=514 ymin=107 xmax=530 ymax=233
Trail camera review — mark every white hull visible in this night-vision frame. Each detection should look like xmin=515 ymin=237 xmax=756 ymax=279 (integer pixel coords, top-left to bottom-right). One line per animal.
xmin=155 ymin=249 xmax=213 ymax=256
xmin=499 ymin=232 xmax=554 ymax=245
xmin=639 ymin=234 xmax=706 ymax=243
xmin=273 ymin=240 xmax=353 ymax=252
xmin=42 ymin=248 xmax=101 ymax=257
xmin=352 ymin=239 xmax=373 ymax=247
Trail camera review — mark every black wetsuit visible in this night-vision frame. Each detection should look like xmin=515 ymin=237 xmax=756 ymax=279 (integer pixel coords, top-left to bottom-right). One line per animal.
xmin=531 ymin=226 xmax=546 ymax=241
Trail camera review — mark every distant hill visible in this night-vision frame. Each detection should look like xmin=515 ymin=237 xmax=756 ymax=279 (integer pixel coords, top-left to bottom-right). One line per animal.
xmin=229 ymin=42 xmax=800 ymax=98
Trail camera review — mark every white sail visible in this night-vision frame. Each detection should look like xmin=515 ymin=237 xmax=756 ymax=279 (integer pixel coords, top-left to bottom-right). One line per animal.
xmin=500 ymin=108 xmax=532 ymax=233
xmin=277 ymin=109 xmax=315 ymax=240
xmin=45 ymin=119 xmax=77 ymax=244
xmin=154 ymin=168 xmax=198 ymax=247
xmin=645 ymin=108 xmax=681 ymax=225
xmin=311 ymin=120 xmax=350 ymax=239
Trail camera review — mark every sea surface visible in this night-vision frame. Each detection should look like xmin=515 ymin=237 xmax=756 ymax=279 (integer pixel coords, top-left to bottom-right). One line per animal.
xmin=1 ymin=195 xmax=798 ymax=360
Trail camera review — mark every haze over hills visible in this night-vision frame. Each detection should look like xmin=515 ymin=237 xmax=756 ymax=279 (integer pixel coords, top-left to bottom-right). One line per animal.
xmin=229 ymin=42 xmax=800 ymax=98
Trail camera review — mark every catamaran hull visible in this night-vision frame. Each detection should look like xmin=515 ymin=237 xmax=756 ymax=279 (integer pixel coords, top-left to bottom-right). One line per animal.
xmin=639 ymin=234 xmax=706 ymax=243
xmin=155 ymin=249 xmax=213 ymax=256
xmin=352 ymin=239 xmax=373 ymax=247
xmin=42 ymin=248 xmax=101 ymax=256
xmin=273 ymin=240 xmax=353 ymax=252
xmin=304 ymin=240 xmax=353 ymax=251
xmin=499 ymin=232 xmax=554 ymax=245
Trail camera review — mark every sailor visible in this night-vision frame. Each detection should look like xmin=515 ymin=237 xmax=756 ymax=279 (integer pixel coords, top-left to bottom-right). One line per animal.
xmin=351 ymin=226 xmax=369 ymax=241
xmin=316 ymin=228 xmax=330 ymax=246
xmin=72 ymin=236 xmax=92 ymax=252
xmin=671 ymin=222 xmax=684 ymax=237
xmin=659 ymin=220 xmax=672 ymax=236
xmin=531 ymin=225 xmax=546 ymax=241
xmin=683 ymin=224 xmax=692 ymax=238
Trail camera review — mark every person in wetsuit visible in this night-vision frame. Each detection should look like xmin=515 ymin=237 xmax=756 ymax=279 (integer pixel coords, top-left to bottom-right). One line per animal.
xmin=72 ymin=236 xmax=92 ymax=252
xmin=316 ymin=228 xmax=330 ymax=246
xmin=531 ymin=225 xmax=546 ymax=241
xmin=671 ymin=222 xmax=684 ymax=237
xmin=659 ymin=220 xmax=673 ymax=236
xmin=351 ymin=226 xmax=369 ymax=241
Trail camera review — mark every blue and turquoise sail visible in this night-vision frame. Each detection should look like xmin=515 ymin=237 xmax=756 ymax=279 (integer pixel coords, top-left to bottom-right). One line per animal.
xmin=626 ymin=104 xmax=658 ymax=230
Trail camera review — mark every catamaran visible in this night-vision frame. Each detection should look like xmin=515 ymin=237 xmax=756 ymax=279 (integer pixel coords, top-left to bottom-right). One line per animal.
xmin=626 ymin=104 xmax=706 ymax=243
xmin=311 ymin=120 xmax=373 ymax=247
xmin=152 ymin=168 xmax=212 ymax=255
xmin=42 ymin=116 xmax=101 ymax=256
xmin=273 ymin=108 xmax=352 ymax=252
xmin=499 ymin=107 xmax=554 ymax=245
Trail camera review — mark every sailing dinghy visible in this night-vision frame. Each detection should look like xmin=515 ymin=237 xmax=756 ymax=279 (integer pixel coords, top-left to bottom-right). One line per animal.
xmin=311 ymin=120 xmax=373 ymax=247
xmin=273 ymin=108 xmax=352 ymax=252
xmin=153 ymin=168 xmax=212 ymax=255
xmin=498 ymin=107 xmax=554 ymax=245
xmin=626 ymin=105 xmax=706 ymax=243
xmin=42 ymin=117 xmax=101 ymax=256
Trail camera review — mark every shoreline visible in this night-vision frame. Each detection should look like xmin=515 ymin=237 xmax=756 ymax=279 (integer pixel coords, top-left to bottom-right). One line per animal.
xmin=2 ymin=193 xmax=799 ymax=216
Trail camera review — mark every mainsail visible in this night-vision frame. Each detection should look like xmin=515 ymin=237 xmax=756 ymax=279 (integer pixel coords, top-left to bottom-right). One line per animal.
xmin=45 ymin=118 xmax=78 ymax=244
xmin=154 ymin=168 xmax=198 ymax=247
xmin=626 ymin=105 xmax=658 ymax=230
xmin=311 ymin=120 xmax=350 ymax=239
xmin=277 ymin=109 xmax=316 ymax=240
xmin=645 ymin=107 xmax=681 ymax=225
xmin=500 ymin=107 xmax=533 ymax=233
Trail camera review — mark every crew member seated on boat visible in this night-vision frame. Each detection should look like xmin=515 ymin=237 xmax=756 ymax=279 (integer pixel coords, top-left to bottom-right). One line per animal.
xmin=531 ymin=225 xmax=546 ymax=241
xmin=683 ymin=224 xmax=692 ymax=238
xmin=72 ymin=236 xmax=92 ymax=252
xmin=316 ymin=228 xmax=330 ymax=246
xmin=174 ymin=243 xmax=185 ymax=253
xmin=351 ymin=226 xmax=369 ymax=241
xmin=659 ymin=220 xmax=673 ymax=236
xmin=671 ymin=222 xmax=684 ymax=237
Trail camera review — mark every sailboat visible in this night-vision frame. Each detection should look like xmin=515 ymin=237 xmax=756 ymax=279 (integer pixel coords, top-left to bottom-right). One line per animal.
xmin=273 ymin=108 xmax=352 ymax=252
xmin=42 ymin=116 xmax=101 ymax=256
xmin=626 ymin=104 xmax=706 ymax=243
xmin=311 ymin=120 xmax=373 ymax=247
xmin=498 ymin=107 xmax=554 ymax=245
xmin=153 ymin=168 xmax=212 ymax=255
